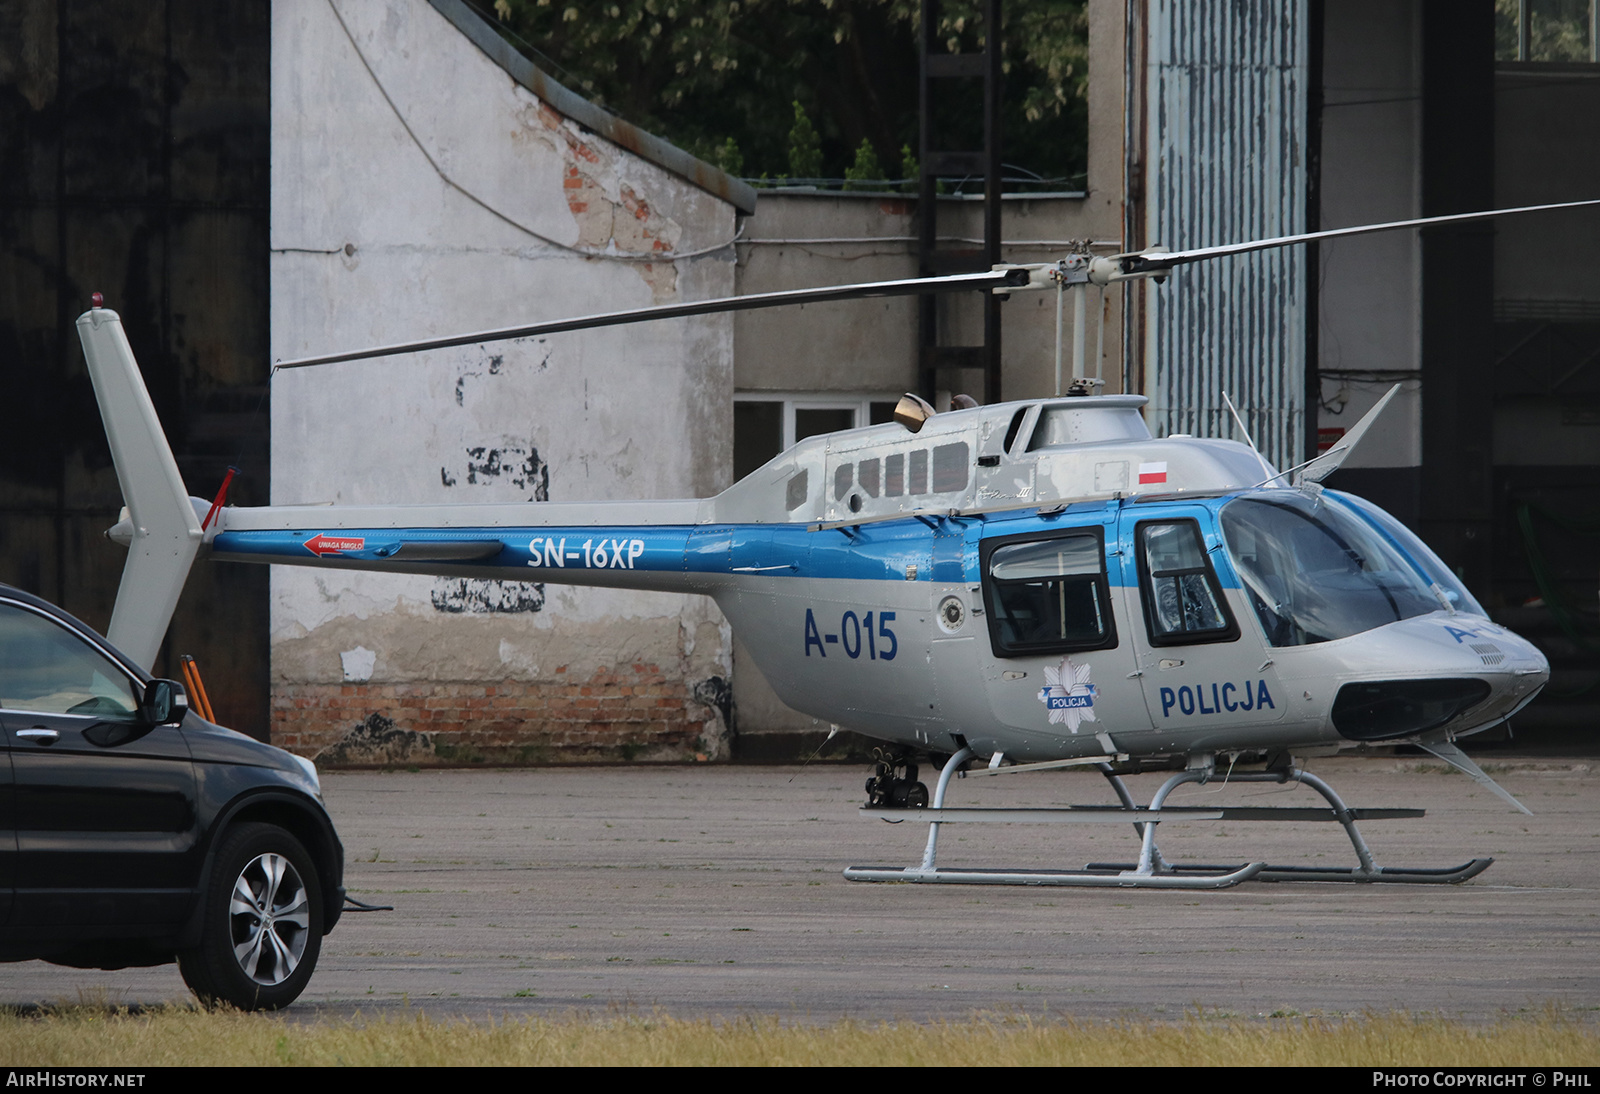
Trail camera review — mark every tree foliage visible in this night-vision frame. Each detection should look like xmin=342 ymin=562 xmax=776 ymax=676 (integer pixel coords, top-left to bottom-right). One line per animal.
xmin=487 ymin=0 xmax=1087 ymax=186
xmin=787 ymin=100 xmax=823 ymax=178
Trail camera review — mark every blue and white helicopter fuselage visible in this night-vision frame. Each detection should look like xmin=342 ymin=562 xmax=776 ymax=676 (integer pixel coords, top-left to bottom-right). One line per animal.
xmin=194 ymin=393 xmax=1547 ymax=770
xmin=78 ymin=281 xmax=1553 ymax=888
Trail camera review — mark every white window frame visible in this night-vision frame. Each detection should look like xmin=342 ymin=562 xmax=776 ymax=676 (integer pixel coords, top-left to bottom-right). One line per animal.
xmin=734 ymin=392 xmax=903 ymax=452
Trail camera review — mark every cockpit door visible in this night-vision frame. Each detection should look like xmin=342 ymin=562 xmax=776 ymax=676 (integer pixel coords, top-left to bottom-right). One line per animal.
xmin=1115 ymin=506 xmax=1286 ymax=745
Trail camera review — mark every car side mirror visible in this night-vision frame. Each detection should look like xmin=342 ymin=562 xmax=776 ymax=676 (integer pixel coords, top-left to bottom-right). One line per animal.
xmin=142 ymin=678 xmax=190 ymax=726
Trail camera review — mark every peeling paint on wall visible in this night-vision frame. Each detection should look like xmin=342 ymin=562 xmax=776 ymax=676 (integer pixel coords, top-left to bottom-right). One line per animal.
xmin=313 ymin=712 xmax=434 ymax=766
xmin=461 ymin=445 xmax=547 ymax=494
xmin=527 ymin=97 xmax=684 ymax=302
xmin=271 ymin=0 xmax=734 ymax=763
xmin=434 ymin=441 xmax=548 ymax=612
xmin=431 ymin=578 xmax=545 ymax=614
xmin=340 ymin=645 xmax=377 ymax=681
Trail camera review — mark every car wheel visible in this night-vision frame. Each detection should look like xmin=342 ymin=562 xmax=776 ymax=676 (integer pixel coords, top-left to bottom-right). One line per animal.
xmin=179 ymin=822 xmax=323 ymax=1010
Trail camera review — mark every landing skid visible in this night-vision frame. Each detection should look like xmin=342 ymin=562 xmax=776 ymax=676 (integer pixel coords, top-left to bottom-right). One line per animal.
xmin=842 ymin=862 xmax=1266 ymax=889
xmin=1079 ymin=860 xmax=1494 ymax=885
xmin=843 ymin=748 xmax=1494 ymax=889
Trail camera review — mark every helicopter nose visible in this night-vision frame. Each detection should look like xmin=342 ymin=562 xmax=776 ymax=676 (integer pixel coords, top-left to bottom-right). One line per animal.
xmin=1323 ymin=616 xmax=1548 ymax=743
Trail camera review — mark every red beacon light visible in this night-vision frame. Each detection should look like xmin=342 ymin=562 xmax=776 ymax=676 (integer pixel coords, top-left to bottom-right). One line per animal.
xmin=90 ymin=292 xmax=104 ymax=308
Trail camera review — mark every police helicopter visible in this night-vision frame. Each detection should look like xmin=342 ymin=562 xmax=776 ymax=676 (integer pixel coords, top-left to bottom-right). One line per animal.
xmin=78 ymin=199 xmax=1598 ymax=891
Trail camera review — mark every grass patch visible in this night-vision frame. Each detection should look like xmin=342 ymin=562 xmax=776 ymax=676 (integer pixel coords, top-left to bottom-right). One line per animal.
xmin=0 ymin=1007 xmax=1594 ymax=1067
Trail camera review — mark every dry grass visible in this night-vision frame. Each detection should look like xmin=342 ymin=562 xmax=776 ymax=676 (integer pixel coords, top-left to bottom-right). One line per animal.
xmin=0 ymin=1005 xmax=1595 ymax=1067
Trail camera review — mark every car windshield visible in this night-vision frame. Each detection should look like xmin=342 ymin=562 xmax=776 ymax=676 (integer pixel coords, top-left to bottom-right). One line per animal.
xmin=1220 ymin=492 xmax=1445 ymax=646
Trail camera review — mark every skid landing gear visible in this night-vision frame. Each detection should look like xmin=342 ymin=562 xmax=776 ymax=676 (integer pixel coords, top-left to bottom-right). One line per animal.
xmin=843 ymin=749 xmax=1492 ymax=889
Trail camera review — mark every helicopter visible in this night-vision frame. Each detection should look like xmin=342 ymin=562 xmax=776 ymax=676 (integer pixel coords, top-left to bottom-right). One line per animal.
xmin=78 ymin=199 xmax=1598 ymax=891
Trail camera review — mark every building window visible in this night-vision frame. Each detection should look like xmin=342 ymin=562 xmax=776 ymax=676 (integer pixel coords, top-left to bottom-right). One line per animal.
xmin=733 ymin=394 xmax=900 ymax=480
xmin=1497 ymin=0 xmax=1598 ymax=63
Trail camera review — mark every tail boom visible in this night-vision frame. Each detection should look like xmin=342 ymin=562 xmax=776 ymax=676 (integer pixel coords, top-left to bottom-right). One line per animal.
xmin=208 ymin=518 xmax=747 ymax=596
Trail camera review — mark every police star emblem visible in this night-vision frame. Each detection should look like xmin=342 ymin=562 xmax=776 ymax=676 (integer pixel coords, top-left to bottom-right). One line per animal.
xmin=1039 ymin=656 xmax=1097 ymax=732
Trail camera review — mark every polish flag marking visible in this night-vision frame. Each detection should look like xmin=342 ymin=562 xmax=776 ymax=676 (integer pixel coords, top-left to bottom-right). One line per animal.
xmin=1137 ymin=461 xmax=1168 ymax=485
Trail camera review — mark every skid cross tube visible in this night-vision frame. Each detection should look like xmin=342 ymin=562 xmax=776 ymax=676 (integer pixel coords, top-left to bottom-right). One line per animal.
xmin=1085 ymin=769 xmax=1492 ymax=884
xmin=845 ymin=762 xmax=1492 ymax=889
xmin=918 ymin=746 xmax=974 ymax=871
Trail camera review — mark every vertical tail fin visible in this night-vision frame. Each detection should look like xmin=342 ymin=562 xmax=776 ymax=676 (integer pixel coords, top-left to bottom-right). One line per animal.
xmin=77 ymin=307 xmax=203 ymax=670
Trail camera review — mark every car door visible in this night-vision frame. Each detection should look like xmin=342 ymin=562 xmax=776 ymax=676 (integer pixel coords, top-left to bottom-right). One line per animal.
xmin=0 ymin=599 xmax=199 ymax=933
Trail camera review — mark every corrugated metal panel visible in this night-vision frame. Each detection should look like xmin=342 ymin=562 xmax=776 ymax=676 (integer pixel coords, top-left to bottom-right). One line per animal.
xmin=1145 ymin=0 xmax=1308 ymax=472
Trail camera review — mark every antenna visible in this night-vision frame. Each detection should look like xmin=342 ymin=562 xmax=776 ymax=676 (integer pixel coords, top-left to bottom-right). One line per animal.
xmin=1221 ymin=390 xmax=1278 ymax=485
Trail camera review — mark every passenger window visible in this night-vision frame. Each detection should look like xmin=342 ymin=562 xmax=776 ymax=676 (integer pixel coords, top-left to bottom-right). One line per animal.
xmin=785 ymin=469 xmax=809 ymax=512
xmin=983 ymin=532 xmax=1117 ymax=656
xmin=858 ymin=457 xmax=880 ymax=498
xmin=1136 ymin=520 xmax=1237 ymax=646
xmin=884 ymin=453 xmax=904 ymax=497
xmin=0 ymin=602 xmax=140 ymax=719
xmin=931 ymin=442 xmax=969 ymax=492
xmin=908 ymin=450 xmax=928 ymax=494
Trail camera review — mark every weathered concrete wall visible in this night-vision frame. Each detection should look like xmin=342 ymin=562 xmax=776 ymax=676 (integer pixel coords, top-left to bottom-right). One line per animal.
xmin=270 ymin=0 xmax=737 ymax=763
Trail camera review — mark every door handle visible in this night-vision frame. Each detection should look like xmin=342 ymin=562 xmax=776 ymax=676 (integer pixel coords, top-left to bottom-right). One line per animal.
xmin=15 ymin=728 xmax=59 ymax=744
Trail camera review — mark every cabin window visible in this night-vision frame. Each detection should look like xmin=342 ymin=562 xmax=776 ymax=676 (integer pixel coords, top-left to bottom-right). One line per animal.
xmin=982 ymin=530 xmax=1117 ymax=657
xmin=908 ymin=449 xmax=929 ymax=494
xmin=834 ymin=463 xmax=853 ymax=502
xmin=785 ymin=469 xmax=809 ymax=512
xmin=858 ymin=457 xmax=880 ymax=498
xmin=931 ymin=442 xmax=969 ymax=493
xmin=829 ymin=442 xmax=970 ymax=513
xmin=884 ymin=453 xmax=904 ymax=497
xmin=1135 ymin=520 xmax=1237 ymax=646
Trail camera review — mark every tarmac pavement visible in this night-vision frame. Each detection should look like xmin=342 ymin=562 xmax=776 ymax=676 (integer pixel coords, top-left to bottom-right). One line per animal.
xmin=2 ymin=757 xmax=1596 ymax=1022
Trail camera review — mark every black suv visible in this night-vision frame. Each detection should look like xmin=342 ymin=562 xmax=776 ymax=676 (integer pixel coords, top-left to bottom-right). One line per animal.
xmin=0 ymin=585 xmax=343 ymax=1010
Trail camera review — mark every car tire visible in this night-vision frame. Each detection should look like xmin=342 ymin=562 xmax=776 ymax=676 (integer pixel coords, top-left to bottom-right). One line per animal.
xmin=178 ymin=822 xmax=323 ymax=1011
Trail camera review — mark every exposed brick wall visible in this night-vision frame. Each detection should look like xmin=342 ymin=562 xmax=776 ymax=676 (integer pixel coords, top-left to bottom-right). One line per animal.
xmin=272 ymin=663 xmax=718 ymax=765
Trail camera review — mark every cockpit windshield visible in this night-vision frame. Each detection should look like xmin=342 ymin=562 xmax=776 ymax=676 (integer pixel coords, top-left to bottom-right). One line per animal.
xmin=1325 ymin=491 xmax=1487 ymax=617
xmin=1220 ymin=492 xmax=1449 ymax=646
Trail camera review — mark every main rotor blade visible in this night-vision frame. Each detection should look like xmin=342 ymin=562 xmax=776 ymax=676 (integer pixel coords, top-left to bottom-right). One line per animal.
xmin=1114 ymin=197 xmax=1600 ymax=276
xmin=276 ymin=268 xmax=1029 ymax=369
